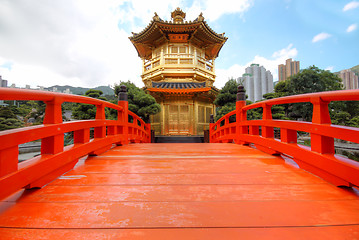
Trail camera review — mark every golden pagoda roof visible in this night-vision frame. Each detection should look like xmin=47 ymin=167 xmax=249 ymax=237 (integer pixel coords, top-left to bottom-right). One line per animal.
xmin=129 ymin=8 xmax=227 ymax=60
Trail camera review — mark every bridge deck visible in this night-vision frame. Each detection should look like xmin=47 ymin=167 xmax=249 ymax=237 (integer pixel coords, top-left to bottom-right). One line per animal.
xmin=1 ymin=143 xmax=359 ymax=239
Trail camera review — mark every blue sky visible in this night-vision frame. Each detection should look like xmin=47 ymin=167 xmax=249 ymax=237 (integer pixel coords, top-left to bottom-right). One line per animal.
xmin=229 ymin=0 xmax=358 ymax=72
xmin=0 ymin=0 xmax=358 ymax=89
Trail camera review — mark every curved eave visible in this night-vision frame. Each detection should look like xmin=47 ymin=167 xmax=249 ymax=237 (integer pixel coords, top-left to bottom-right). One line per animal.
xmin=201 ymin=21 xmax=227 ymax=42
xmin=129 ymin=20 xmax=227 ymax=59
xmin=129 ymin=21 xmax=165 ymax=59
xmin=209 ymin=40 xmax=227 ymax=59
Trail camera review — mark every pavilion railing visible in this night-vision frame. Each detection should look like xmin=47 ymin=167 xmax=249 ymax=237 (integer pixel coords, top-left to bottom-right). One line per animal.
xmin=210 ymin=86 xmax=359 ymax=188
xmin=0 ymin=86 xmax=151 ymax=200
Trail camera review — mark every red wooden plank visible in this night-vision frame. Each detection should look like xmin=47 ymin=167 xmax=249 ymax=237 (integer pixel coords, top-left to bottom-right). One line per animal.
xmin=12 ymin=185 xmax=358 ymax=203
xmin=1 ymin=200 xmax=359 ymax=228
xmin=1 ymin=226 xmax=359 ymax=240
xmin=48 ymin=172 xmax=326 ymax=186
xmin=1 ymin=143 xmax=359 ymax=239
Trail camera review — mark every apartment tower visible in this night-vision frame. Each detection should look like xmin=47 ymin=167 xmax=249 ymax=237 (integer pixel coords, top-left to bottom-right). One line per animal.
xmin=339 ymin=69 xmax=359 ymax=90
xmin=238 ymin=64 xmax=274 ymax=102
xmin=278 ymin=58 xmax=300 ymax=81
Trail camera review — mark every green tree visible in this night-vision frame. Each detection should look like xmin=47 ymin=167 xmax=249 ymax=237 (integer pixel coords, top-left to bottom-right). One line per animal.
xmin=72 ymin=90 xmax=107 ymax=120
xmin=0 ymin=106 xmax=17 ymax=119
xmin=348 ymin=116 xmax=359 ymax=128
xmin=213 ymin=78 xmax=239 ymax=121
xmin=262 ymin=93 xmax=288 ymax=120
xmin=286 ymin=66 xmax=343 ymax=121
xmin=84 ymin=89 xmax=106 ymax=100
xmin=114 ymin=81 xmax=161 ymax=123
xmin=288 ymin=66 xmax=342 ymax=95
xmin=0 ymin=106 xmax=24 ymax=131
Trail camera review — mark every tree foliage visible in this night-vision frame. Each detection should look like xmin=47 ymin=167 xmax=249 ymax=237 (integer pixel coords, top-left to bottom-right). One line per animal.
xmin=283 ymin=66 xmax=343 ymax=121
xmin=114 ymin=81 xmax=161 ymax=123
xmin=72 ymin=90 xmax=106 ymax=120
xmin=287 ymin=66 xmax=342 ymax=95
xmin=213 ymin=66 xmax=354 ymax=125
xmin=214 ymin=79 xmax=239 ymax=121
xmin=0 ymin=106 xmax=24 ymax=131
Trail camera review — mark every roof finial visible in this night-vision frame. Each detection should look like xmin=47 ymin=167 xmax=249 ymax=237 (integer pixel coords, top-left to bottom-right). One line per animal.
xmin=197 ymin=12 xmax=204 ymax=21
xmin=153 ymin=12 xmax=160 ymax=21
xmin=171 ymin=7 xmax=186 ymax=24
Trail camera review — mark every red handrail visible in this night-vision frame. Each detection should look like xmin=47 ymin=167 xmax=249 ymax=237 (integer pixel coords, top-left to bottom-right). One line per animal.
xmin=0 ymin=87 xmax=151 ymax=200
xmin=210 ymin=89 xmax=359 ymax=187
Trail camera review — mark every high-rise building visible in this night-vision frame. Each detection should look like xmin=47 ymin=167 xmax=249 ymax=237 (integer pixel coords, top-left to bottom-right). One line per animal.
xmin=238 ymin=64 xmax=274 ymax=102
xmin=278 ymin=58 xmax=300 ymax=81
xmin=0 ymin=75 xmax=8 ymax=87
xmin=339 ymin=69 xmax=359 ymax=90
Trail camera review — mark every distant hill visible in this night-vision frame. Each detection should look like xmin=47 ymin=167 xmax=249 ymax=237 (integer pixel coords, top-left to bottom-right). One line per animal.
xmin=334 ymin=64 xmax=359 ymax=76
xmin=351 ymin=64 xmax=359 ymax=75
xmin=45 ymin=85 xmax=114 ymax=95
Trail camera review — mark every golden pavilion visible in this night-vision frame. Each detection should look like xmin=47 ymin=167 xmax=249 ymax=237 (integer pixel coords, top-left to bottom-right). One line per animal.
xmin=129 ymin=8 xmax=227 ymax=135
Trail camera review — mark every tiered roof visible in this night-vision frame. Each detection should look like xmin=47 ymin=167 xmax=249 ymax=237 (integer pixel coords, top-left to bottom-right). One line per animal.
xmin=129 ymin=8 xmax=227 ymax=60
xmin=147 ymin=81 xmax=218 ymax=95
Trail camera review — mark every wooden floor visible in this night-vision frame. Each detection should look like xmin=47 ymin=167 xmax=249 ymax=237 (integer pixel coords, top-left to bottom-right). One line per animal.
xmin=1 ymin=143 xmax=359 ymax=239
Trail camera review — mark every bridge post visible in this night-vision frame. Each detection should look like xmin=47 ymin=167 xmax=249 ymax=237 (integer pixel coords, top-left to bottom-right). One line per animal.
xmin=41 ymin=97 xmax=64 ymax=154
xmin=311 ymin=97 xmax=334 ymax=154
xmin=235 ymin=86 xmax=248 ymax=145
xmin=262 ymin=103 xmax=274 ymax=138
xmin=146 ymin=122 xmax=152 ymax=143
xmin=118 ymin=85 xmax=129 ymax=145
xmin=29 ymin=97 xmax=73 ymax=189
xmin=0 ymin=147 xmax=18 ymax=178
xmin=89 ymin=103 xmax=112 ymax=156
xmin=94 ymin=103 xmax=106 ymax=138
xmin=209 ymin=114 xmax=215 ymax=143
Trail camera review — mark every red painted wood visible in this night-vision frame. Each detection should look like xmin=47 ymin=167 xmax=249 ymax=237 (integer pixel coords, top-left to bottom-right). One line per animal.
xmin=0 ymin=88 xmax=151 ymax=200
xmin=210 ymin=90 xmax=359 ymax=187
xmin=1 ymin=143 xmax=359 ymax=239
xmin=1 ymin=226 xmax=359 ymax=240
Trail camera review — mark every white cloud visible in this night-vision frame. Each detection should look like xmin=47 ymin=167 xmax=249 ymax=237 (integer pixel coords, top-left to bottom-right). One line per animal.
xmin=325 ymin=66 xmax=334 ymax=72
xmin=343 ymin=1 xmax=359 ymax=11
xmin=312 ymin=32 xmax=332 ymax=43
xmin=186 ymin=0 xmax=253 ymax=21
xmin=0 ymin=0 xmax=145 ymax=88
xmin=0 ymin=0 xmax=253 ymax=89
xmin=215 ymin=44 xmax=298 ymax=88
xmin=118 ymin=0 xmax=253 ymax=27
xmin=347 ymin=23 xmax=357 ymax=33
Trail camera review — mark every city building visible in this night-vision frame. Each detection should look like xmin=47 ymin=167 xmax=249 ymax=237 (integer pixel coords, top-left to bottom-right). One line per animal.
xmin=0 ymin=75 xmax=8 ymax=88
xmin=63 ymin=88 xmax=71 ymax=94
xmin=129 ymin=8 xmax=227 ymax=135
xmin=338 ymin=69 xmax=359 ymax=90
xmin=238 ymin=64 xmax=274 ymax=102
xmin=278 ymin=58 xmax=300 ymax=81
xmin=0 ymin=76 xmax=8 ymax=106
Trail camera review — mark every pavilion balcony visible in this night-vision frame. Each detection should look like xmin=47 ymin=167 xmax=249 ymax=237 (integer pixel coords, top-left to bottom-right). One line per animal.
xmin=142 ymin=53 xmax=214 ymax=76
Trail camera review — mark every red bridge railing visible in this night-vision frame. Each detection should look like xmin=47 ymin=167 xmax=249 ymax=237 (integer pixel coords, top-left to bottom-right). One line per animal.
xmin=0 ymin=86 xmax=151 ymax=200
xmin=210 ymin=86 xmax=359 ymax=187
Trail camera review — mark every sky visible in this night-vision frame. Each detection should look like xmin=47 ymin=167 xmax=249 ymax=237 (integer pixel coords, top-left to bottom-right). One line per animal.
xmin=0 ymin=0 xmax=358 ymax=89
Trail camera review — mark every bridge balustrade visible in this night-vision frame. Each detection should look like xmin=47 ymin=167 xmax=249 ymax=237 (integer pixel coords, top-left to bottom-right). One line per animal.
xmin=210 ymin=86 xmax=359 ymax=188
xmin=0 ymin=87 xmax=151 ymax=200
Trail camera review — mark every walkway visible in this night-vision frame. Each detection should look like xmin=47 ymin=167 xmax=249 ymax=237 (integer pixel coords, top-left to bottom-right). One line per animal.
xmin=1 ymin=143 xmax=359 ymax=239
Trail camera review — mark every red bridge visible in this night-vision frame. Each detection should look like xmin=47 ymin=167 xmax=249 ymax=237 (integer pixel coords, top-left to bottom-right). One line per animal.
xmin=0 ymin=87 xmax=359 ymax=239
